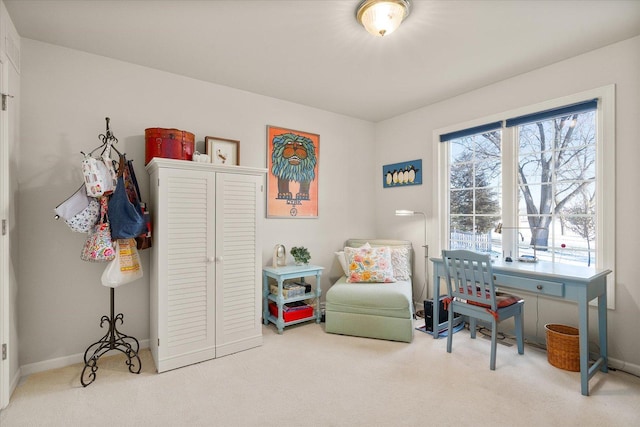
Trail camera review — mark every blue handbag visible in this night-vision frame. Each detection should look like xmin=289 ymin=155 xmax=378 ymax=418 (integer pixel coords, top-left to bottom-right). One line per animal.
xmin=108 ymin=156 xmax=146 ymax=239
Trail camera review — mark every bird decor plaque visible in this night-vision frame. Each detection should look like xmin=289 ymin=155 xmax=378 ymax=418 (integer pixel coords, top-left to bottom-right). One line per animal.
xmin=266 ymin=125 xmax=319 ymax=218
xmin=205 ymin=136 xmax=240 ymax=166
xmin=383 ymin=159 xmax=422 ymax=188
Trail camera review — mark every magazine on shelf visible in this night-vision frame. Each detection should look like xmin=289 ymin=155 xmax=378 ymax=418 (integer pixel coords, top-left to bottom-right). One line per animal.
xmin=282 ymin=301 xmax=310 ymax=312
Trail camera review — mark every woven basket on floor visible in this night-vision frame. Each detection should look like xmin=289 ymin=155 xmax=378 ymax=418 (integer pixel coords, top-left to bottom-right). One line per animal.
xmin=545 ymin=323 xmax=580 ymax=372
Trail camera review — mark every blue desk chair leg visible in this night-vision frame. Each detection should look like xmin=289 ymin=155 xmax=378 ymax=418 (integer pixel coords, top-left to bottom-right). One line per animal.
xmin=443 ymin=249 xmax=525 ymax=370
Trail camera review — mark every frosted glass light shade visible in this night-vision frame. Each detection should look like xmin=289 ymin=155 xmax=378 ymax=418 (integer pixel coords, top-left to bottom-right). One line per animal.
xmin=356 ymin=0 xmax=411 ymax=37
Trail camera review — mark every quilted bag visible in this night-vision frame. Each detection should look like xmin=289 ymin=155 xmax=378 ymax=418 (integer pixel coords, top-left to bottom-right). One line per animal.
xmin=102 ymin=154 xmax=119 ymax=189
xmin=54 ymin=184 xmax=90 ymax=221
xmin=65 ymin=198 xmax=100 ymax=233
xmin=82 ymin=154 xmax=116 ymax=197
xmin=80 ymin=197 xmax=115 ymax=262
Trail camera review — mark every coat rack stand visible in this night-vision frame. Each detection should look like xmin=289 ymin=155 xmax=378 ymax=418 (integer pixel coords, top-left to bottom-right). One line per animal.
xmin=80 ymin=118 xmax=141 ymax=387
xmin=80 ymin=287 xmax=141 ymax=387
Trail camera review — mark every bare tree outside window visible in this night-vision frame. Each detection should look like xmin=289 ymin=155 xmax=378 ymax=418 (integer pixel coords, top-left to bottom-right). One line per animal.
xmin=561 ymin=189 xmax=596 ymax=266
xmin=517 ymin=111 xmax=596 ymax=265
xmin=448 ymin=132 xmax=501 ymax=254
xmin=447 ymin=110 xmax=597 ymax=266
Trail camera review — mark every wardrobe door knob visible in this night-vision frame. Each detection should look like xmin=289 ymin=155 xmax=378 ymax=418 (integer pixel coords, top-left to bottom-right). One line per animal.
xmin=207 ymin=256 xmax=215 ymax=263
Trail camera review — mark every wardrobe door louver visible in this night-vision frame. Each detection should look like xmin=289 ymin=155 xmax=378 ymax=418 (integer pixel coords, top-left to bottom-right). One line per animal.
xmin=215 ymin=173 xmax=263 ymax=357
xmin=147 ymin=159 xmax=264 ymax=373
xmin=166 ymin=172 xmax=215 ymax=351
xmin=154 ymin=167 xmax=216 ymax=373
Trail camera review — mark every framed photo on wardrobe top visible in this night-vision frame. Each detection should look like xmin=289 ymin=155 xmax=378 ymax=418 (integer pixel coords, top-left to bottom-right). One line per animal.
xmin=205 ymin=136 xmax=240 ymax=166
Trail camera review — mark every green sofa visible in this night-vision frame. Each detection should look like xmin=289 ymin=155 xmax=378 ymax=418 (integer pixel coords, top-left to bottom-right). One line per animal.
xmin=325 ymin=239 xmax=414 ymax=343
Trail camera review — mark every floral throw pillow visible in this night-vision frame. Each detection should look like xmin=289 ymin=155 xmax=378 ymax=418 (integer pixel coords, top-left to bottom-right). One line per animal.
xmin=335 ymin=242 xmax=372 ymax=276
xmin=344 ymin=246 xmax=396 ymax=283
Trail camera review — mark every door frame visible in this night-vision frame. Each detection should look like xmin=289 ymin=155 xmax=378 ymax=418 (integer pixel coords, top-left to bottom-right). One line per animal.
xmin=0 ymin=56 xmax=10 ymax=410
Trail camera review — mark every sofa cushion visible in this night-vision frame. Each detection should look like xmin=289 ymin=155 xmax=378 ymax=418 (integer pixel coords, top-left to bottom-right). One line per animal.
xmin=337 ymin=245 xmax=410 ymax=281
xmin=344 ymin=246 xmax=396 ymax=283
xmin=335 ymin=242 xmax=371 ymax=276
xmin=390 ymin=247 xmax=411 ymax=280
xmin=326 ymin=277 xmax=412 ymax=319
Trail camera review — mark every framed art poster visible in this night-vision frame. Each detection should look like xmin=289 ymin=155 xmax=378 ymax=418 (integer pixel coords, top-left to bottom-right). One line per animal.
xmin=205 ymin=136 xmax=240 ymax=165
xmin=266 ymin=125 xmax=319 ymax=218
xmin=383 ymin=159 xmax=422 ymax=188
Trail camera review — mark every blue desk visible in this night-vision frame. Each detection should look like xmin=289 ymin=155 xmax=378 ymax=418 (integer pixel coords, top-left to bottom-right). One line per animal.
xmin=430 ymin=257 xmax=612 ymax=396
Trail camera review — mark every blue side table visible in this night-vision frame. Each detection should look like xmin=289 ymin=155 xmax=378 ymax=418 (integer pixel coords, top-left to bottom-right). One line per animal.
xmin=263 ymin=264 xmax=323 ymax=334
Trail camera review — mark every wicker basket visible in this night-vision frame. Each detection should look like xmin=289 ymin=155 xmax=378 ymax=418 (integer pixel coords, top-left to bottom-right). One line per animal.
xmin=545 ymin=323 xmax=580 ymax=372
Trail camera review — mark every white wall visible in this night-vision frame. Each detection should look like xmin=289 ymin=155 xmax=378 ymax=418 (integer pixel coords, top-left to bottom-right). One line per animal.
xmin=16 ymin=31 xmax=640 ymax=374
xmin=17 ymin=39 xmax=376 ymax=368
xmin=375 ymin=36 xmax=640 ymax=371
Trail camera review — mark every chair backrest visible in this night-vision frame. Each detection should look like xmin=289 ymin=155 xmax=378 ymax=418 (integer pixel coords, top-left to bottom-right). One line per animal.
xmin=442 ymin=250 xmax=497 ymax=311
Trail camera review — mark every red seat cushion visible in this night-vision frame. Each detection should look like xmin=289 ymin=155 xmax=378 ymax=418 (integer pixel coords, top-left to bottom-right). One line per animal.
xmin=467 ymin=292 xmax=521 ymax=309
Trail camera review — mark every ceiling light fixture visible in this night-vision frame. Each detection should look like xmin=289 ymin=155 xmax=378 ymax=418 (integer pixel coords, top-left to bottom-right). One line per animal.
xmin=356 ymin=0 xmax=411 ymax=37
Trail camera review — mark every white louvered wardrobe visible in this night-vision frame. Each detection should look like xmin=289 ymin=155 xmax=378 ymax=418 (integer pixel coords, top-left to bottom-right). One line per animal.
xmin=146 ymin=158 xmax=266 ymax=373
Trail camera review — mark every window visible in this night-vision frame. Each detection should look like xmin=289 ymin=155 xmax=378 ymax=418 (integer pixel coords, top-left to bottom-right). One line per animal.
xmin=509 ymin=100 xmax=598 ymax=266
xmin=436 ymin=87 xmax=615 ymax=306
xmin=444 ymin=123 xmax=502 ymax=255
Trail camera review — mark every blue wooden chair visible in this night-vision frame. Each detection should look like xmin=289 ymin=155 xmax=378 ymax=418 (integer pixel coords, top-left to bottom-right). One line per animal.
xmin=442 ymin=250 xmax=525 ymax=370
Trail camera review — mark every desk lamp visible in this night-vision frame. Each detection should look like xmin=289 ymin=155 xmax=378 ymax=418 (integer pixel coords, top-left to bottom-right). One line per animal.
xmin=494 ymin=222 xmax=540 ymax=262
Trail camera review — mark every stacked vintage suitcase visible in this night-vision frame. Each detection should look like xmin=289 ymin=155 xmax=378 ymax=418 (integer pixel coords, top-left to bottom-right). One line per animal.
xmin=144 ymin=128 xmax=195 ymax=164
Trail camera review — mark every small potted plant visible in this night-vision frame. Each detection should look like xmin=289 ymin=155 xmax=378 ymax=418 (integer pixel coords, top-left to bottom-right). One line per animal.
xmin=291 ymin=246 xmax=311 ymax=265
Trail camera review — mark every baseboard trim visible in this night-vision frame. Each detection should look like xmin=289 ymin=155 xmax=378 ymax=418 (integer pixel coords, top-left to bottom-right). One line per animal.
xmin=9 ymin=367 xmax=21 ymax=398
xmin=20 ymin=339 xmax=149 ymax=377
xmin=15 ymin=339 xmax=638 ymax=381
xmin=607 ymin=356 xmax=640 ymax=378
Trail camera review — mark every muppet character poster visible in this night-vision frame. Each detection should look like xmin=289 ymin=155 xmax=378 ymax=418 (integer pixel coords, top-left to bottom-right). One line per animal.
xmin=266 ymin=126 xmax=319 ymax=218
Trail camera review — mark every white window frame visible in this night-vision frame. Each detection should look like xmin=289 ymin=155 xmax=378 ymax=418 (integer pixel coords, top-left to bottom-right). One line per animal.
xmin=433 ymin=85 xmax=615 ymax=309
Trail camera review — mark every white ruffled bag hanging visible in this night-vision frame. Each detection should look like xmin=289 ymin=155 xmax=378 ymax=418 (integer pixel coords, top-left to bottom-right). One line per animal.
xmin=81 ymin=144 xmax=118 ymax=197
xmin=101 ymin=238 xmax=143 ymax=287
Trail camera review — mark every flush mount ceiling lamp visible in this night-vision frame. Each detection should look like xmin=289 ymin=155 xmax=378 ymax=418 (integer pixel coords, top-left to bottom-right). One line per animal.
xmin=356 ymin=0 xmax=411 ymax=37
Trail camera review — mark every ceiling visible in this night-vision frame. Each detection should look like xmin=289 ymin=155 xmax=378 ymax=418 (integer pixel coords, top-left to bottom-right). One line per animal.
xmin=4 ymin=0 xmax=640 ymax=122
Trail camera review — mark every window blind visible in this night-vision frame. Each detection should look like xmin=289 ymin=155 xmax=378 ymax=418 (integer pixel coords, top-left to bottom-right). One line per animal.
xmin=439 ymin=121 xmax=502 ymax=142
xmin=505 ymin=99 xmax=598 ymax=127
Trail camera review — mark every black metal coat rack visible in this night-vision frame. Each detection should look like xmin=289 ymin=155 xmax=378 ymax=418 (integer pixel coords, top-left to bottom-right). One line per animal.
xmin=80 ymin=117 xmax=141 ymax=387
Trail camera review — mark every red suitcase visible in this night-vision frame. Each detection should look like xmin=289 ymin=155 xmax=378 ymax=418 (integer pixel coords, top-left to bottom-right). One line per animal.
xmin=145 ymin=128 xmax=195 ymax=165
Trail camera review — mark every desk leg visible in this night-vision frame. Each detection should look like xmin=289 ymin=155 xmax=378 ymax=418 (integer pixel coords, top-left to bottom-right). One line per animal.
xmin=432 ymin=264 xmax=440 ymax=339
xmin=578 ymin=294 xmax=590 ymax=396
xmin=598 ymin=288 xmax=608 ymax=373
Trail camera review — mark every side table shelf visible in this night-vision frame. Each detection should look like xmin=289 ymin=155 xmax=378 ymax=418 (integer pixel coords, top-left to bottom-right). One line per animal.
xmin=262 ymin=264 xmax=324 ymax=334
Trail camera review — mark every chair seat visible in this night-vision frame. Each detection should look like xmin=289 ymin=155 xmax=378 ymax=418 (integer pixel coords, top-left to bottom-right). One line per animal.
xmin=466 ymin=292 xmax=522 ymax=310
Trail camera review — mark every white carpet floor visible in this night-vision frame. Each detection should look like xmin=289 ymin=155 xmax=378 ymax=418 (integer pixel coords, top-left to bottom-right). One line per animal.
xmin=1 ymin=321 xmax=639 ymax=426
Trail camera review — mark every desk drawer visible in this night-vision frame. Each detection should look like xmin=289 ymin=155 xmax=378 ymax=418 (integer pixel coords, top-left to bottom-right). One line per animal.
xmin=493 ymin=273 xmax=564 ymax=297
